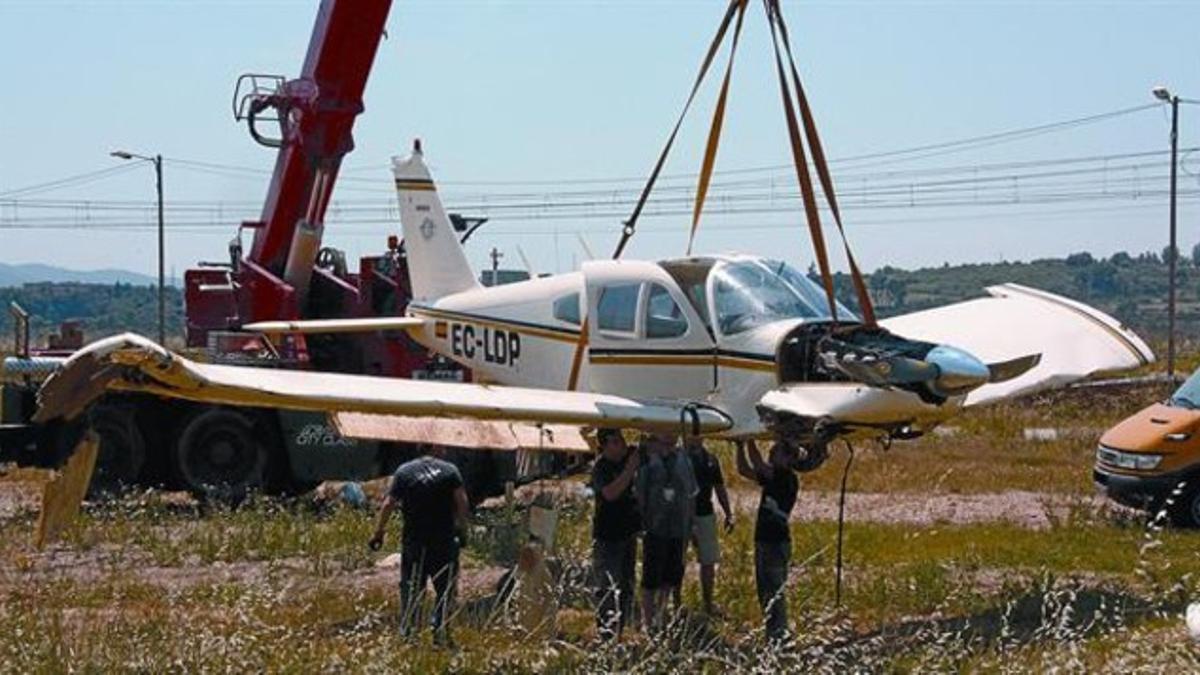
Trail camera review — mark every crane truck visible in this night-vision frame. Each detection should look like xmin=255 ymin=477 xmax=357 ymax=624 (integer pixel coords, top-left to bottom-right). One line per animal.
xmin=1 ymin=0 xmax=525 ymax=500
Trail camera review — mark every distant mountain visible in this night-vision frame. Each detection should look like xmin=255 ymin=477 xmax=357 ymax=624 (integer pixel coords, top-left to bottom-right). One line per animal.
xmin=0 ymin=262 xmax=155 ymax=287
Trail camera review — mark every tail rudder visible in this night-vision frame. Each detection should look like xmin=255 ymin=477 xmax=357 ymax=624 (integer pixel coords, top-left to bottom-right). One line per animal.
xmin=392 ymin=140 xmax=479 ymax=302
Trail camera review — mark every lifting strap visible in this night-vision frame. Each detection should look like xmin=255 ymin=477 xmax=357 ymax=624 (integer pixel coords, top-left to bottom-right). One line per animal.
xmin=686 ymin=0 xmax=749 ymax=255
xmin=763 ymin=1 xmax=839 ymax=321
xmin=612 ymin=0 xmax=745 ymax=260
xmin=766 ymin=0 xmax=877 ymax=325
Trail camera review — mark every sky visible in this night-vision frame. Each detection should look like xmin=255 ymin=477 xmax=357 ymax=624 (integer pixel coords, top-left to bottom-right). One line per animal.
xmin=1 ymin=0 xmax=1198 ymax=279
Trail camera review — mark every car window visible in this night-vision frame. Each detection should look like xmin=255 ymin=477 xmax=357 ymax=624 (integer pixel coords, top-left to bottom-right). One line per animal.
xmin=644 ymin=284 xmax=688 ymax=339
xmin=597 ymin=283 xmax=640 ymax=334
xmin=552 ymin=293 xmax=581 ymax=325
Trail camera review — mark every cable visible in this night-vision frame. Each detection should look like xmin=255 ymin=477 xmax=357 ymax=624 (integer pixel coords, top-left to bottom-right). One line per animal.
xmin=0 ymin=164 xmax=143 ymax=199
xmin=135 ymin=103 xmax=1166 ymax=189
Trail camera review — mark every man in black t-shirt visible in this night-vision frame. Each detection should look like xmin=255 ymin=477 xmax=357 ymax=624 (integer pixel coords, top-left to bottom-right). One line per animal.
xmin=590 ymin=428 xmax=640 ymax=641
xmin=736 ymin=438 xmax=799 ymax=642
xmin=369 ymin=445 xmax=469 ymax=643
xmin=680 ymin=438 xmax=733 ymax=616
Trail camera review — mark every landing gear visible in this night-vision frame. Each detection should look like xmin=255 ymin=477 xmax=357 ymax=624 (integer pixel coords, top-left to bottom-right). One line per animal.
xmin=173 ymin=408 xmax=267 ymax=498
xmin=88 ymin=404 xmax=146 ymax=496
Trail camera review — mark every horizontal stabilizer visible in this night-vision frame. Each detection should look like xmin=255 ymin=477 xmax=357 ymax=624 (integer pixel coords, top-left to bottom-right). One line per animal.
xmin=242 ymin=317 xmax=426 ymax=334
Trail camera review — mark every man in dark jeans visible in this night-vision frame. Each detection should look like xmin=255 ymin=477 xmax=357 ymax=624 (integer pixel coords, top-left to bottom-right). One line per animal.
xmin=736 ymin=439 xmax=798 ymax=642
xmin=636 ymin=431 xmax=697 ymax=631
xmin=591 ymin=428 xmax=640 ymax=641
xmin=369 ymin=444 xmax=469 ymax=644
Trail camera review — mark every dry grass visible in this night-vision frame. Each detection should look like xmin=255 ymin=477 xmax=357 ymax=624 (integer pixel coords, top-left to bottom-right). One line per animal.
xmin=1 ymin=378 xmax=1198 ymax=671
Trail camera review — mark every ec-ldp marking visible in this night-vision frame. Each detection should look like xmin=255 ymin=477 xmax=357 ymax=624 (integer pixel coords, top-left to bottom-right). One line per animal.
xmin=450 ymin=323 xmax=522 ymax=366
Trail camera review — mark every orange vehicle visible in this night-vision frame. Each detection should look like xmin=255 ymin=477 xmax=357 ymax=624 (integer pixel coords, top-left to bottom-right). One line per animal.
xmin=1095 ymin=372 xmax=1200 ymax=527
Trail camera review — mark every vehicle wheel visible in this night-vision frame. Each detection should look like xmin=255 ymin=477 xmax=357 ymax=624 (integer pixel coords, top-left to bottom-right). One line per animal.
xmin=173 ymin=408 xmax=266 ymax=499
xmin=89 ymin=404 xmax=146 ymax=497
xmin=1168 ymin=482 xmax=1200 ymax=528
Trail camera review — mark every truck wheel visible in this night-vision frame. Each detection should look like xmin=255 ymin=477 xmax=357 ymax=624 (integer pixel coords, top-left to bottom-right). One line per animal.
xmin=174 ymin=409 xmax=266 ymax=499
xmin=89 ymin=404 xmax=146 ymax=497
xmin=1169 ymin=483 xmax=1200 ymax=528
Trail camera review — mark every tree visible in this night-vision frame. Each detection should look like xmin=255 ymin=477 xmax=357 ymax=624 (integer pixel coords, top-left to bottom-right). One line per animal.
xmin=1163 ymin=245 xmax=1179 ymax=266
xmin=1066 ymin=251 xmax=1095 ymax=267
xmin=1110 ymin=251 xmax=1133 ymax=266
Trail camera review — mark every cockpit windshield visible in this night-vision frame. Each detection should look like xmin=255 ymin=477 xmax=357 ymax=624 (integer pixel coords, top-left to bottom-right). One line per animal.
xmin=711 ymin=258 xmax=857 ymax=335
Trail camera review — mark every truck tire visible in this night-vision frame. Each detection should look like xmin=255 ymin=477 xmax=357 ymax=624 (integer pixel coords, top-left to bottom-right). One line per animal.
xmin=173 ymin=408 xmax=267 ymax=499
xmin=89 ymin=404 xmax=146 ymax=497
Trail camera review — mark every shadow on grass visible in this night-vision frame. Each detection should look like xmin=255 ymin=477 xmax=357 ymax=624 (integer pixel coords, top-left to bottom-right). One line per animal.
xmin=848 ymin=585 xmax=1187 ymax=657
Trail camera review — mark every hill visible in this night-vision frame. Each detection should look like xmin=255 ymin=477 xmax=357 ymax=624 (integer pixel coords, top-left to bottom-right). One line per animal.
xmin=0 ymin=262 xmax=155 ymax=287
xmin=1 ymin=283 xmax=183 ymax=348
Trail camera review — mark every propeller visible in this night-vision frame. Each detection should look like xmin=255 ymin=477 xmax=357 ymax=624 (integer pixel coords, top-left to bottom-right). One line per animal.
xmin=987 ymin=353 xmax=1042 ymax=383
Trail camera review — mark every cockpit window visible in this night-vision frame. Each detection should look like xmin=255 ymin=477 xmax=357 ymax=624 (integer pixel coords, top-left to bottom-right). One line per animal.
xmin=552 ymin=293 xmax=581 ymax=325
xmin=712 ymin=259 xmax=856 ymax=335
xmin=644 ymin=284 xmax=689 ymax=338
xmin=597 ymin=283 xmax=640 ymax=334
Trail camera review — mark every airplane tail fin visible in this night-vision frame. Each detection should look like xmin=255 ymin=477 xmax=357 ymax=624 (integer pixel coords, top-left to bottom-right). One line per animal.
xmin=392 ymin=141 xmax=480 ymax=302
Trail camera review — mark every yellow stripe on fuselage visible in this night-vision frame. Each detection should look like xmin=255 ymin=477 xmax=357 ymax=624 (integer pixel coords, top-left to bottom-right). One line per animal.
xmin=409 ymin=307 xmax=581 ymax=344
xmin=394 ymin=180 xmax=437 ymax=192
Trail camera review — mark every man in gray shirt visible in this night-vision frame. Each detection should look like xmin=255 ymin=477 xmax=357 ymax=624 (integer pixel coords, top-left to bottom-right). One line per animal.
xmin=635 ymin=431 xmax=697 ymax=630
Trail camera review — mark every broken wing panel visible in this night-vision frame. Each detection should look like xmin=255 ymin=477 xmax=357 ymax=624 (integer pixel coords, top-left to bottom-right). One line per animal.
xmin=34 ymin=333 xmax=733 ymax=434
xmin=879 ymin=284 xmax=1153 ymax=406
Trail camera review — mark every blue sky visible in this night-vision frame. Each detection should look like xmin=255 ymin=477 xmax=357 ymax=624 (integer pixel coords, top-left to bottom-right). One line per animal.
xmin=1 ymin=0 xmax=1197 ymax=278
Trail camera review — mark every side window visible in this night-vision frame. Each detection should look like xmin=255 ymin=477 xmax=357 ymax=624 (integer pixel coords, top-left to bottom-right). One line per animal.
xmin=645 ymin=284 xmax=689 ymax=339
xmin=597 ymin=283 xmax=640 ymax=334
xmin=553 ymin=293 xmax=581 ymax=325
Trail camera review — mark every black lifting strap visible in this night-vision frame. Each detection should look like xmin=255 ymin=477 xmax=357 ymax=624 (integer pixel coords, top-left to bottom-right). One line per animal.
xmin=612 ymin=0 xmax=747 ymax=260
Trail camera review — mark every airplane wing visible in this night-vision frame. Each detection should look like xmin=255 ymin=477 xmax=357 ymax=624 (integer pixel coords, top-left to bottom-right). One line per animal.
xmin=33 ymin=334 xmax=733 ymax=446
xmin=879 ymin=283 xmax=1154 ymax=406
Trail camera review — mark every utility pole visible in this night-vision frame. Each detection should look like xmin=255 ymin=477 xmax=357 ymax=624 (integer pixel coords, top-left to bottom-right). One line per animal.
xmin=111 ymin=150 xmax=166 ymax=346
xmin=155 ymin=154 xmax=164 ymax=347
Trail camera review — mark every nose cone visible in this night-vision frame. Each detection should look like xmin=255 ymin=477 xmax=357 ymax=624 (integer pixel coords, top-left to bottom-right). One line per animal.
xmin=926 ymin=345 xmax=990 ymax=397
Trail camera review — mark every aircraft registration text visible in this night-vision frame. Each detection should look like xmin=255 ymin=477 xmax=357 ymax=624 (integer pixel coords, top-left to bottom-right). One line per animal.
xmin=450 ymin=322 xmax=522 ymax=366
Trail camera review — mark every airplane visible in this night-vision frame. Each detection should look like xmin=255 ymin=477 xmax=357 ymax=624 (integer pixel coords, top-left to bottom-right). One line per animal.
xmin=32 ymin=139 xmax=1154 ymax=459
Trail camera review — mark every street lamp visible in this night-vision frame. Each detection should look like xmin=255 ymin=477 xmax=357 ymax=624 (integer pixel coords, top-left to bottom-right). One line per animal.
xmin=110 ymin=151 xmax=165 ymax=346
xmin=1152 ymin=87 xmax=1180 ymax=379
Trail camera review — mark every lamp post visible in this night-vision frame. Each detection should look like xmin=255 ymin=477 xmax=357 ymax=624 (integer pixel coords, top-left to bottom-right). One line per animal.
xmin=110 ymin=151 xmax=165 ymax=346
xmin=1154 ymin=88 xmax=1182 ymax=380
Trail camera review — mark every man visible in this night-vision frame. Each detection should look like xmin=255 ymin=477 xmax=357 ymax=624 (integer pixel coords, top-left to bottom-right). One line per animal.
xmin=736 ymin=438 xmax=798 ymax=642
xmin=590 ymin=428 xmax=640 ymax=641
xmin=636 ymin=431 xmax=697 ymax=631
xmin=679 ymin=437 xmax=734 ymax=616
xmin=369 ymin=444 xmax=469 ymax=644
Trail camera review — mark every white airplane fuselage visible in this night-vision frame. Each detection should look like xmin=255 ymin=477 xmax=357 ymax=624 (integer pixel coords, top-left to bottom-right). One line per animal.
xmin=405 ymin=254 xmax=960 ymax=439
